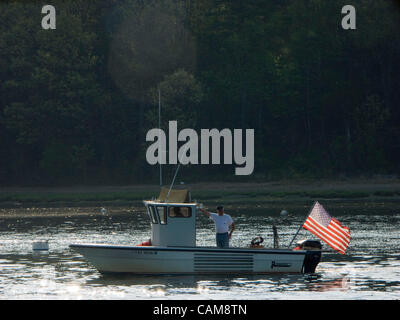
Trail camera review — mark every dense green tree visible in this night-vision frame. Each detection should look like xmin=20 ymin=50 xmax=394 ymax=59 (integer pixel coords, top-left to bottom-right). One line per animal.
xmin=0 ymin=0 xmax=399 ymax=185
xmin=147 ymin=69 xmax=204 ymax=129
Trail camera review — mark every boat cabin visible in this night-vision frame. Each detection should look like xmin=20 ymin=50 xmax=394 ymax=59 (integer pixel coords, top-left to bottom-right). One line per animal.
xmin=143 ymin=188 xmax=197 ymax=247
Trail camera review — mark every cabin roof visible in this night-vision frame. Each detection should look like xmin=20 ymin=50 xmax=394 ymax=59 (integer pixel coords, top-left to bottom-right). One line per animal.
xmin=144 ymin=200 xmax=197 ymax=206
xmin=156 ymin=187 xmax=191 ymax=203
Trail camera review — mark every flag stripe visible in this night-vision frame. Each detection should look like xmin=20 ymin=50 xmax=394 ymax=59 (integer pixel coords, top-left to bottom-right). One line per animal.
xmin=328 ymin=225 xmax=350 ymax=245
xmin=306 ymin=216 xmax=350 ymax=246
xmin=303 ymin=223 xmax=346 ymax=254
xmin=301 ymin=202 xmax=351 ymax=255
xmin=304 ymin=222 xmax=346 ymax=254
xmin=308 ymin=221 xmax=347 ymax=250
xmin=331 ymin=218 xmax=350 ymax=237
xmin=304 ymin=218 xmax=348 ymax=252
xmin=328 ymin=224 xmax=350 ymax=242
xmin=303 ymin=222 xmax=348 ymax=253
xmin=318 ymin=220 xmax=351 ymax=245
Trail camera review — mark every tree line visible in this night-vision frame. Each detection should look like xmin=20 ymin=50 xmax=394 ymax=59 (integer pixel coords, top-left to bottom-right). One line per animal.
xmin=0 ymin=0 xmax=399 ymax=186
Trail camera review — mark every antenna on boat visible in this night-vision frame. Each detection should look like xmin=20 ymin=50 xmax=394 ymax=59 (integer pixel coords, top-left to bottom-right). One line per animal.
xmin=166 ymin=163 xmax=181 ymax=202
xmin=158 ymin=87 xmax=162 ymax=188
xmin=165 ymin=144 xmax=189 ymax=202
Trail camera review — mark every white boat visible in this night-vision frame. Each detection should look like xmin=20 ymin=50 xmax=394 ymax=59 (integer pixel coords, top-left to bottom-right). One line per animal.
xmin=70 ymin=188 xmax=322 ymax=275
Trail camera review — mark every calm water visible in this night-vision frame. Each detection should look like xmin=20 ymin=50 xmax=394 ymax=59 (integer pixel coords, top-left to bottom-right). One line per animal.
xmin=0 ymin=200 xmax=399 ymax=300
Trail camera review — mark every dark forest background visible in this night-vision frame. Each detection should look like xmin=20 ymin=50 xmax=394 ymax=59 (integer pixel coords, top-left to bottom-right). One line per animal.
xmin=1 ymin=0 xmax=400 ymax=186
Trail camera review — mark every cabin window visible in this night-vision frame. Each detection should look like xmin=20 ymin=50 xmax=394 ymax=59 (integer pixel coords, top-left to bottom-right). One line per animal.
xmin=148 ymin=205 xmax=158 ymax=224
xmin=157 ymin=206 xmax=167 ymax=224
xmin=168 ymin=206 xmax=192 ymax=218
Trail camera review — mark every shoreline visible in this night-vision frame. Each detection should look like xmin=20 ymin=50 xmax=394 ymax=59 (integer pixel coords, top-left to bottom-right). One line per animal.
xmin=1 ymin=179 xmax=400 ymax=218
xmin=2 ymin=177 xmax=400 ymax=192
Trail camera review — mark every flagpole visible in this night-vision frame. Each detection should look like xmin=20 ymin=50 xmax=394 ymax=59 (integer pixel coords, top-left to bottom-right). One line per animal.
xmin=287 ymin=223 xmax=304 ymax=248
xmin=287 ymin=201 xmax=317 ymax=248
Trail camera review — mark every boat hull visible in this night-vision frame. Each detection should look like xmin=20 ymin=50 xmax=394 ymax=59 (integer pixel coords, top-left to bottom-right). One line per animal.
xmin=69 ymin=244 xmax=321 ymax=274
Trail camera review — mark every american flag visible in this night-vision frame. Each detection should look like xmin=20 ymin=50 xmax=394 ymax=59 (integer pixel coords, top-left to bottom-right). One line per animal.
xmin=303 ymin=202 xmax=350 ymax=254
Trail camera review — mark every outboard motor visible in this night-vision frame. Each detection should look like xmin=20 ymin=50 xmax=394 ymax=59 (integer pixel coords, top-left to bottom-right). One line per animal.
xmin=294 ymin=239 xmax=322 ymax=251
xmin=294 ymin=240 xmax=322 ymax=273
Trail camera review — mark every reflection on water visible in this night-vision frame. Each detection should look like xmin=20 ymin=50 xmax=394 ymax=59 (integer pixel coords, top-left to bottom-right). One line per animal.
xmin=0 ymin=201 xmax=399 ymax=299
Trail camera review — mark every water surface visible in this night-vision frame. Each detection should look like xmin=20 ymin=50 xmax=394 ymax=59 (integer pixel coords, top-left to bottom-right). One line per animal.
xmin=0 ymin=200 xmax=399 ymax=299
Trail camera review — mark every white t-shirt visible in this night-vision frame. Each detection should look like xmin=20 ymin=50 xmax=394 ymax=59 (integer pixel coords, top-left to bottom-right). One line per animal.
xmin=209 ymin=213 xmax=233 ymax=234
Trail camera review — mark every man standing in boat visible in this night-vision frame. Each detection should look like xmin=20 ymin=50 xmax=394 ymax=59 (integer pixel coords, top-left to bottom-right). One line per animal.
xmin=198 ymin=205 xmax=235 ymax=248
